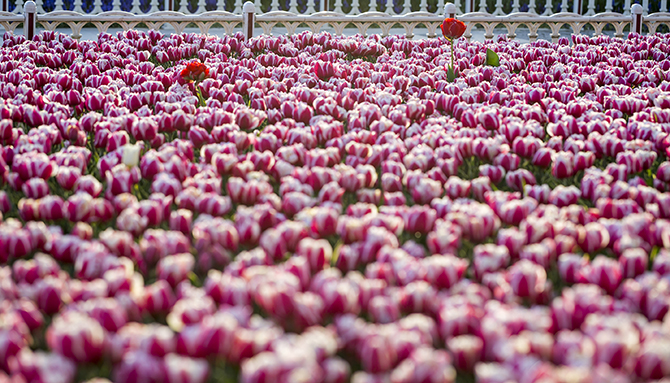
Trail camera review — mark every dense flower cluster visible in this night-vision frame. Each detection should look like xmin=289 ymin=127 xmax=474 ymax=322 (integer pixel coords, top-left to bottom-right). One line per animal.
xmin=0 ymin=28 xmax=670 ymax=383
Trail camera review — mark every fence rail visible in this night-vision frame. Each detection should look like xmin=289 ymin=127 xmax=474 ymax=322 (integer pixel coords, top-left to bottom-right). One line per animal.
xmin=2 ymin=1 xmax=670 ymax=41
xmin=1 ymin=0 xmax=670 ymax=16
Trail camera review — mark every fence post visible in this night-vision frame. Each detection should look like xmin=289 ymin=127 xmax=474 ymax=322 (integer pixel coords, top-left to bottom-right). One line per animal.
xmin=631 ymin=3 xmax=643 ymax=35
xmin=2 ymin=0 xmax=7 ymax=13
xmin=445 ymin=2 xmax=456 ymax=17
xmin=243 ymin=1 xmax=255 ymax=41
xmin=24 ymin=1 xmax=35 ymax=40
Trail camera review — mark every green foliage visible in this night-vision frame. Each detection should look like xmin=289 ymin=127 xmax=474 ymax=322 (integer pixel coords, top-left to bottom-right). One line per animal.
xmin=485 ymin=48 xmax=499 ymax=67
xmin=446 ymin=65 xmax=456 ymax=82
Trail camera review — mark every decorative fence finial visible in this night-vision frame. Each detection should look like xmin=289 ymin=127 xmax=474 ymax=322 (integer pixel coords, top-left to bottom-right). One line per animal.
xmin=445 ymin=2 xmax=456 ymax=18
xmin=631 ymin=3 xmax=643 ymax=35
xmin=24 ymin=1 xmax=36 ymax=40
xmin=243 ymin=1 xmax=255 ymax=41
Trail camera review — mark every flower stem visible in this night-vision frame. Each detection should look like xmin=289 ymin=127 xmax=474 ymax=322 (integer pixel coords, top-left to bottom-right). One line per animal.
xmin=195 ymin=83 xmax=205 ymax=108
xmin=450 ymin=38 xmax=455 ymax=73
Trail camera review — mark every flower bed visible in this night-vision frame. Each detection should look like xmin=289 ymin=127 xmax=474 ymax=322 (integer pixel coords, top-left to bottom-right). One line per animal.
xmin=1 ymin=29 xmax=670 ymax=383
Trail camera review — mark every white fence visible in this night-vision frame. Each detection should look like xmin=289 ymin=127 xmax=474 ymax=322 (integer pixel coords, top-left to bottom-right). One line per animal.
xmin=1 ymin=0 xmax=669 ymax=16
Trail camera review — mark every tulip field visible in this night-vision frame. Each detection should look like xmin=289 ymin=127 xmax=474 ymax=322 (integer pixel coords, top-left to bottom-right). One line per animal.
xmin=2 ymin=25 xmax=670 ymax=383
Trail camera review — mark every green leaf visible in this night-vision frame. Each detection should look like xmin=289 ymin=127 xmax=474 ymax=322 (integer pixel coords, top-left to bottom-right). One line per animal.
xmin=446 ymin=66 xmax=456 ymax=83
xmin=187 ymin=271 xmax=202 ymax=287
xmin=330 ymin=240 xmax=344 ymax=267
xmin=486 ymin=48 xmax=500 ymax=67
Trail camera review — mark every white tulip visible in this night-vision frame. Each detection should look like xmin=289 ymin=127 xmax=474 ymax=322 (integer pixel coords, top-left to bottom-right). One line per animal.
xmin=122 ymin=144 xmax=141 ymax=168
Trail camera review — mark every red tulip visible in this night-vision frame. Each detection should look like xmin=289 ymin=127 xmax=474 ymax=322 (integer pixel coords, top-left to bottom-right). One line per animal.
xmin=440 ymin=18 xmax=467 ymax=40
xmin=180 ymin=61 xmax=209 ymax=83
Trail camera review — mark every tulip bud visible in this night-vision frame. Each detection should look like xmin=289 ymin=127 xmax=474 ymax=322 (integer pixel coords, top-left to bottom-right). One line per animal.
xmin=499 ymin=198 xmax=537 ymax=226
xmin=46 ymin=312 xmax=106 ymax=363
xmin=507 ymin=259 xmax=547 ymax=300
xmin=9 ymin=350 xmax=77 ymax=383
xmin=113 ymin=351 xmax=167 ymax=383
xmin=144 ymin=280 xmax=176 ymax=314
xmin=479 ymin=165 xmax=505 ymax=184
xmin=652 ymin=249 xmax=670 ymax=276
xmin=631 ymin=338 xmax=670 ymax=380
xmin=448 ymin=335 xmax=483 ymax=371
xmin=557 ymin=253 xmax=588 ymax=284
xmin=367 ymin=295 xmax=401 ymax=324
xmin=657 ymin=161 xmax=670 ymax=182
xmin=359 ymin=335 xmax=397 ymax=374
xmin=321 ymin=357 xmax=351 ymax=383
xmin=404 ymin=205 xmax=437 ymax=234
xmin=493 ymin=153 xmax=520 ymax=171
xmin=524 ymin=184 xmax=550 ymax=204
xmin=532 ymin=148 xmax=554 ymax=168
xmin=552 ymin=330 xmax=596 ymax=367
xmin=412 ymin=177 xmax=443 ymax=204
xmin=0 ymin=329 xmax=25 ymax=371
xmin=618 ymin=248 xmax=648 ymax=279
xmin=471 ymin=177 xmax=492 ymax=201
xmin=586 ymin=255 xmax=622 ymax=294
xmin=548 ymin=185 xmax=581 ymax=208
xmin=438 ymin=302 xmax=481 ymax=340
xmin=22 ymin=178 xmax=50 ymax=199
xmin=512 ymin=136 xmax=542 ymax=158
xmin=426 ymin=221 xmax=461 ymax=255
xmin=577 ymin=222 xmax=610 ymax=254
xmin=168 ymin=209 xmax=192 ymax=235
xmin=505 ymin=169 xmax=536 ymax=191
xmin=444 ymin=176 xmax=471 ymax=199
xmin=296 ymin=238 xmax=333 ymax=272
xmin=157 ymin=253 xmax=195 ymax=288
xmin=390 ymin=347 xmax=455 ymax=383
xmin=473 ymin=244 xmax=510 ymax=280
xmin=497 ymin=228 xmax=527 ymax=259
